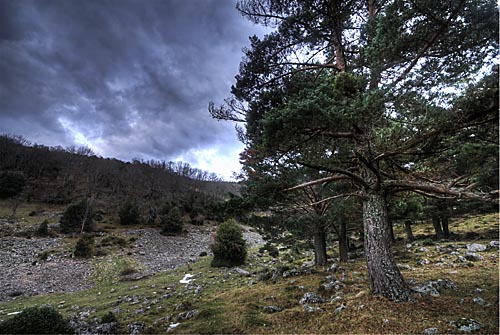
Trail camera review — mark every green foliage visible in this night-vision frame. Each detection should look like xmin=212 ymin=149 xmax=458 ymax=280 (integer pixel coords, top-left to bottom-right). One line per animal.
xmin=0 ymin=306 xmax=74 ymax=334
xmin=211 ymin=219 xmax=247 ymax=267
xmin=74 ymin=234 xmax=95 ymax=258
xmin=0 ymin=171 xmax=25 ymax=199
xmin=101 ymin=311 xmax=117 ymax=324
xmin=119 ymin=200 xmax=141 ymax=226
xmin=60 ymin=199 xmax=95 ymax=233
xmin=160 ymin=207 xmax=183 ymax=235
xmin=422 ymin=238 xmax=435 ymax=246
xmin=35 ymin=220 xmax=49 ymax=237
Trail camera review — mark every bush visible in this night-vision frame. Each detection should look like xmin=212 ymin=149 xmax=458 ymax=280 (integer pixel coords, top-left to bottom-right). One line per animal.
xmin=0 ymin=171 xmax=25 ymax=199
xmin=35 ymin=220 xmax=49 ymax=237
xmin=160 ymin=207 xmax=183 ymax=235
xmin=211 ymin=219 xmax=247 ymax=267
xmin=101 ymin=311 xmax=117 ymax=324
xmin=0 ymin=305 xmax=74 ymax=334
xmin=74 ymin=234 xmax=95 ymax=258
xmin=60 ymin=199 xmax=95 ymax=233
xmin=119 ymin=201 xmax=141 ymax=225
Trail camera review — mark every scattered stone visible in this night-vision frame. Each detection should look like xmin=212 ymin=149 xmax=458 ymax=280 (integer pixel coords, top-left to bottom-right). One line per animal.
xmin=475 ymin=288 xmax=483 ymax=293
xmin=127 ymin=322 xmax=145 ymax=335
xmin=422 ymin=327 xmax=438 ymax=335
xmin=262 ymin=305 xmax=282 ymax=313
xmin=334 ymin=303 xmax=346 ymax=314
xmin=129 ymin=285 xmax=139 ymax=290
xmin=455 ymin=255 xmax=467 ymax=263
xmin=450 ymin=318 xmax=483 ymax=333
xmin=412 ymin=279 xmax=457 ymax=297
xmin=355 ymin=290 xmax=368 ymax=298
xmin=473 ymin=297 xmax=488 ymax=306
xmin=397 ymin=263 xmax=411 ymax=270
xmin=328 ymin=263 xmax=339 ymax=272
xmin=177 ymin=309 xmax=199 ymax=321
xmin=464 ymin=253 xmax=483 ymax=262
xmin=303 ymin=304 xmax=322 ymax=313
xmin=419 ymin=259 xmax=430 ymax=266
xmin=301 ymin=260 xmax=315 ymax=268
xmin=234 ymin=267 xmax=250 ymax=277
xmin=466 ymin=244 xmax=486 ymax=252
xmin=299 ymin=292 xmax=325 ymax=304
xmin=488 ymin=241 xmax=499 ymax=249
xmin=331 ymin=296 xmax=342 ymax=303
xmin=418 ymin=247 xmax=429 ymax=252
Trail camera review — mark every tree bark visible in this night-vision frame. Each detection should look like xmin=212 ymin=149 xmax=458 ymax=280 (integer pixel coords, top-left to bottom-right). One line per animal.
xmin=441 ymin=215 xmax=450 ymax=238
xmin=339 ymin=219 xmax=349 ymax=262
xmin=404 ymin=220 xmax=415 ymax=241
xmin=363 ymin=192 xmax=412 ymax=301
xmin=432 ymin=215 xmax=443 ymax=239
xmin=313 ymin=225 xmax=327 ymax=266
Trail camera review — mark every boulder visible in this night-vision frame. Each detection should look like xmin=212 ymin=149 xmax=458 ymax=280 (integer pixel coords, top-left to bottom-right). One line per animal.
xmin=422 ymin=327 xmax=438 ymax=334
xmin=234 ymin=267 xmax=250 ymax=277
xmin=466 ymin=243 xmax=486 ymax=252
xmin=303 ymin=304 xmax=322 ymax=313
xmin=489 ymin=241 xmax=500 ymax=249
xmin=464 ymin=253 xmax=483 ymax=261
xmin=262 ymin=305 xmax=282 ymax=313
xmin=450 ymin=318 xmax=483 ymax=333
xmin=299 ymin=292 xmax=325 ymax=304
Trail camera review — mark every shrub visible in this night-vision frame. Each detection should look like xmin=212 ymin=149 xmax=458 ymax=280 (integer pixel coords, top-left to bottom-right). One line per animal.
xmin=101 ymin=311 xmax=117 ymax=324
xmin=259 ymin=242 xmax=279 ymax=258
xmin=160 ymin=207 xmax=183 ymax=235
xmin=211 ymin=219 xmax=247 ymax=267
xmin=422 ymin=238 xmax=435 ymax=246
xmin=119 ymin=201 xmax=141 ymax=225
xmin=60 ymin=199 xmax=95 ymax=233
xmin=0 ymin=171 xmax=25 ymax=199
xmin=0 ymin=305 xmax=74 ymax=334
xmin=35 ymin=220 xmax=49 ymax=237
xmin=74 ymin=234 xmax=95 ymax=258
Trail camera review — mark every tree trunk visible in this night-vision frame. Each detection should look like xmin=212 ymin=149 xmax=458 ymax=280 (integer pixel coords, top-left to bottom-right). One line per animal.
xmin=432 ymin=215 xmax=443 ymax=239
xmin=339 ymin=219 xmax=349 ymax=262
xmin=363 ymin=192 xmax=412 ymax=301
xmin=389 ymin=218 xmax=395 ymax=243
xmin=404 ymin=220 xmax=415 ymax=242
xmin=441 ymin=215 xmax=450 ymax=239
xmin=313 ymin=226 xmax=327 ymax=266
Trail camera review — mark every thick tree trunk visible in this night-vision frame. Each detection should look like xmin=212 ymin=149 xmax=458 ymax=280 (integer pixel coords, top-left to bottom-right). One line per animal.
xmin=404 ymin=220 xmax=415 ymax=241
xmin=389 ymin=218 xmax=395 ymax=243
xmin=363 ymin=192 xmax=412 ymax=301
xmin=432 ymin=215 xmax=443 ymax=239
xmin=339 ymin=220 xmax=349 ymax=262
xmin=441 ymin=215 xmax=450 ymax=238
xmin=313 ymin=227 xmax=327 ymax=266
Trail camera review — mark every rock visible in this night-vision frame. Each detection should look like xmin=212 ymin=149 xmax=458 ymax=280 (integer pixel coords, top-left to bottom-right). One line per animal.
xmin=334 ymin=303 xmax=346 ymax=313
xmin=127 ymin=322 xmax=145 ymax=335
xmin=412 ymin=279 xmax=457 ymax=297
xmin=177 ymin=309 xmax=199 ymax=321
xmin=328 ymin=263 xmax=339 ymax=272
xmin=450 ymin=318 xmax=483 ymax=333
xmin=455 ymin=255 xmax=467 ymax=263
xmin=488 ymin=241 xmax=499 ymax=249
xmin=303 ymin=304 xmax=322 ymax=313
xmin=419 ymin=259 xmax=430 ymax=266
xmin=397 ymin=263 xmax=412 ymax=270
xmin=95 ymin=322 xmax=120 ymax=334
xmin=464 ymin=253 xmax=483 ymax=261
xmin=472 ymin=297 xmax=488 ymax=306
xmin=422 ymin=327 xmax=438 ymax=334
xmin=234 ymin=267 xmax=250 ymax=277
xmin=466 ymin=243 xmax=486 ymax=252
xmin=262 ymin=305 xmax=282 ymax=313
xmin=302 ymin=260 xmax=315 ymax=268
xmin=299 ymin=292 xmax=325 ymax=304
xmin=419 ymin=247 xmax=429 ymax=252
xmin=331 ymin=296 xmax=342 ymax=303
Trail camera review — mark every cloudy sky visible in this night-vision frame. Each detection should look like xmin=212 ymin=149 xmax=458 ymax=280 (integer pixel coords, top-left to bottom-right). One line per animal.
xmin=0 ymin=0 xmax=267 ymax=179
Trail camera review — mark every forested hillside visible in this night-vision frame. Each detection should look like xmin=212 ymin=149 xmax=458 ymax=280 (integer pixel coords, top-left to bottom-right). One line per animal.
xmin=0 ymin=134 xmax=239 ymax=219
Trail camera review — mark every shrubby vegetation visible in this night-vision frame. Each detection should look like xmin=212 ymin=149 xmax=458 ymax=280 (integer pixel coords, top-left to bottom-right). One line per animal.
xmin=119 ymin=200 xmax=141 ymax=225
xmin=0 ymin=171 xmax=25 ymax=199
xmin=60 ymin=199 xmax=95 ymax=233
xmin=211 ymin=219 xmax=247 ymax=267
xmin=74 ymin=234 xmax=95 ymax=258
xmin=0 ymin=306 xmax=74 ymax=334
xmin=160 ymin=207 xmax=183 ymax=235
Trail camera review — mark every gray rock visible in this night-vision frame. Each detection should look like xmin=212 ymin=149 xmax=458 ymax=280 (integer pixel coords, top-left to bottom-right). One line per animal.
xmin=177 ymin=309 xmax=199 ymax=321
xmin=419 ymin=247 xmax=429 ymax=252
xmin=303 ymin=304 xmax=322 ymax=313
xmin=299 ymin=292 xmax=325 ymax=304
xmin=489 ymin=241 xmax=499 ymax=249
xmin=397 ymin=263 xmax=411 ymax=270
xmin=464 ymin=253 xmax=483 ymax=261
xmin=127 ymin=322 xmax=145 ymax=335
xmin=234 ymin=267 xmax=250 ymax=277
xmin=423 ymin=327 xmax=438 ymax=334
xmin=419 ymin=258 xmax=430 ymax=266
xmin=450 ymin=318 xmax=483 ymax=333
xmin=466 ymin=243 xmax=486 ymax=252
xmin=472 ymin=297 xmax=488 ymax=306
xmin=412 ymin=279 xmax=457 ymax=297
xmin=328 ymin=263 xmax=339 ymax=272
xmin=334 ymin=303 xmax=346 ymax=313
xmin=262 ymin=305 xmax=282 ymax=313
xmin=455 ymin=255 xmax=467 ymax=263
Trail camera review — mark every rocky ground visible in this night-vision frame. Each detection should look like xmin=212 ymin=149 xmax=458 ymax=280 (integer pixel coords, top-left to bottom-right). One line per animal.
xmin=0 ymin=222 xmax=264 ymax=302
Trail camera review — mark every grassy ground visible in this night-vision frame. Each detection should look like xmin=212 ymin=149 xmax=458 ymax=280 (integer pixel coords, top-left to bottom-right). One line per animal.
xmin=0 ymin=206 xmax=498 ymax=334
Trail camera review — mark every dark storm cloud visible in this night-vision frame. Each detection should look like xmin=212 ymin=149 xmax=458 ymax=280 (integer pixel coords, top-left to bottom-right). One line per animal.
xmin=0 ymin=0 xmax=264 ymax=177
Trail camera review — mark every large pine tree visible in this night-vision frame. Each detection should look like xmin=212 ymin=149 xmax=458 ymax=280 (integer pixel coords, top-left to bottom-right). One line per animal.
xmin=211 ymin=0 xmax=498 ymax=301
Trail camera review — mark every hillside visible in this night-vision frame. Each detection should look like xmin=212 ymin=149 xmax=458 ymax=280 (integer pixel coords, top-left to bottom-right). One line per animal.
xmin=0 ymin=134 xmax=239 ymax=219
